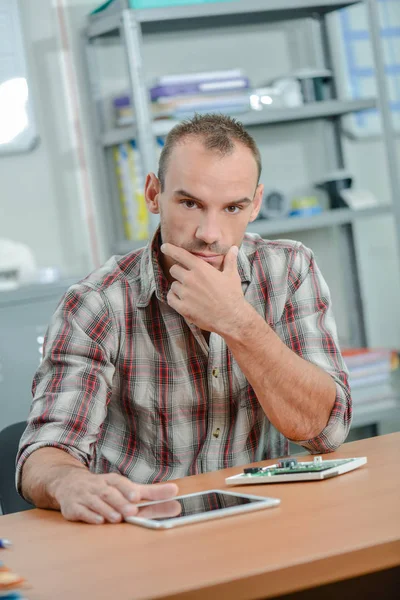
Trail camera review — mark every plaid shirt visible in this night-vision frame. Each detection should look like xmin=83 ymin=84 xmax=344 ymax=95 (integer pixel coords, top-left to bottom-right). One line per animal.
xmin=16 ymin=231 xmax=351 ymax=491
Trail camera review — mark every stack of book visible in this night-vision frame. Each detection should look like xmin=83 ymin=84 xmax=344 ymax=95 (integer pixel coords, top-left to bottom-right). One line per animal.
xmin=113 ymin=137 xmax=164 ymax=241
xmin=113 ymin=69 xmax=252 ymax=126
xmin=343 ymin=348 xmax=399 ymax=408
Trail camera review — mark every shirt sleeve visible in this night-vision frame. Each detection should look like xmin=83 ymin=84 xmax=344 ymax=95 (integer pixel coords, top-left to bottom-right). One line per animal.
xmin=16 ymin=283 xmax=117 ymax=496
xmin=273 ymin=243 xmax=352 ymax=453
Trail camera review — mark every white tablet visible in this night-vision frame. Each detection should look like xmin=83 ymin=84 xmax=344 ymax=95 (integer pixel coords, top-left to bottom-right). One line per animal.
xmin=124 ymin=489 xmax=280 ymax=529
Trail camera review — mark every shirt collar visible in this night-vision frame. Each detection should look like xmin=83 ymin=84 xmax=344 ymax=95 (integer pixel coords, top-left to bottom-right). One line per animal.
xmin=136 ymin=227 xmax=252 ymax=308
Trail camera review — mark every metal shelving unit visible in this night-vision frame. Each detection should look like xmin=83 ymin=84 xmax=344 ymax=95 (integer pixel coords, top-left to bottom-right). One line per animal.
xmin=101 ymin=97 xmax=377 ymax=147
xmin=83 ymin=0 xmax=400 ymax=350
xmin=87 ymin=0 xmax=361 ymax=37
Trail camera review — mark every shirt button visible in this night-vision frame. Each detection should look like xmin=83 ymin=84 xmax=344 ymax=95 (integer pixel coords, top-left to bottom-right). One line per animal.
xmin=213 ymin=428 xmax=221 ymax=439
xmin=212 ymin=367 xmax=219 ymax=378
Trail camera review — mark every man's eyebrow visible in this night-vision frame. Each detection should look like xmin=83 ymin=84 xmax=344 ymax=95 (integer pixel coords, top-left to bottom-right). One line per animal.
xmin=174 ymin=189 xmax=203 ymax=201
xmin=227 ymin=197 xmax=253 ymax=206
xmin=174 ymin=189 xmax=253 ymax=205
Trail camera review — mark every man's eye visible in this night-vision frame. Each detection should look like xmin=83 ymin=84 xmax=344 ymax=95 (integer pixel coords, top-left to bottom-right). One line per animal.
xmin=183 ymin=200 xmax=197 ymax=209
xmin=226 ymin=206 xmax=240 ymax=214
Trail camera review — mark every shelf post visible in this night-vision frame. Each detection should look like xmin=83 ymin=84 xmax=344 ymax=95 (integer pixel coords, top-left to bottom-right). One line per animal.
xmin=366 ymin=0 xmax=400 ymax=262
xmin=121 ymin=9 xmax=160 ymax=234
xmin=82 ymin=33 xmax=122 ymax=260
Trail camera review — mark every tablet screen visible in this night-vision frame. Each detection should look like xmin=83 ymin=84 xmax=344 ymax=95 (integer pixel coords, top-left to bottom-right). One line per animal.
xmin=135 ymin=491 xmax=264 ymax=522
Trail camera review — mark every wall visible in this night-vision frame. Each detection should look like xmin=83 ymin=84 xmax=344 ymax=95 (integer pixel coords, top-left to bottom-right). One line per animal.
xmin=0 ymin=0 xmax=104 ymax=278
xmin=1 ymin=0 xmax=399 ymax=348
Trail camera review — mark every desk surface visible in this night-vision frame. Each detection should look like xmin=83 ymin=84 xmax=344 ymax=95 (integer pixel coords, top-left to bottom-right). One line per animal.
xmin=1 ymin=433 xmax=399 ymax=600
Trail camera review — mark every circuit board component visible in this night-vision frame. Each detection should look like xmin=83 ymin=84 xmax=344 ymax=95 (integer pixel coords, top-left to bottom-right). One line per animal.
xmin=226 ymin=457 xmax=367 ymax=485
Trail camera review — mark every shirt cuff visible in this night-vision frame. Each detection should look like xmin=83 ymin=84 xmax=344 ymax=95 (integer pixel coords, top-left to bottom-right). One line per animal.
xmin=16 ymin=441 xmax=89 ymax=500
xmin=292 ymin=381 xmax=352 ymax=454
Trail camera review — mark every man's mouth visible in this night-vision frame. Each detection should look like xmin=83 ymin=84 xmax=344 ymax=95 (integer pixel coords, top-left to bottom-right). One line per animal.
xmin=191 ymin=252 xmax=222 ymax=263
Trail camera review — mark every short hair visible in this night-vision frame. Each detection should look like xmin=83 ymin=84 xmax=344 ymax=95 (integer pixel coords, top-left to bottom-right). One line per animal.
xmin=157 ymin=113 xmax=262 ymax=191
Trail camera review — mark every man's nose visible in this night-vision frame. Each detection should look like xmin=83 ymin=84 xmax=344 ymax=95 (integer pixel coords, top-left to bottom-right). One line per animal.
xmin=195 ymin=214 xmax=221 ymax=246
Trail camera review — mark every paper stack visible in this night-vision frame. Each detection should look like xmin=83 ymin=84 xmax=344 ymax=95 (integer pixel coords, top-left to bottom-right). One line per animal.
xmin=343 ymin=348 xmax=399 ymax=408
xmin=113 ymin=69 xmax=252 ymax=126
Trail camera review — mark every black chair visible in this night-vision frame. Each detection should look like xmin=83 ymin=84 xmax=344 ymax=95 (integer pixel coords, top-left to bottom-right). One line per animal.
xmin=0 ymin=421 xmax=34 ymax=515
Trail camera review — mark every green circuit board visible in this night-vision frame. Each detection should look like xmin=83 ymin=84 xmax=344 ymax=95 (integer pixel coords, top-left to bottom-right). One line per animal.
xmin=241 ymin=459 xmax=354 ymax=477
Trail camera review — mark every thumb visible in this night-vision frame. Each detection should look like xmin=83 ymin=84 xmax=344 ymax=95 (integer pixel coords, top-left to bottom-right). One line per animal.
xmin=223 ymin=245 xmax=239 ymax=273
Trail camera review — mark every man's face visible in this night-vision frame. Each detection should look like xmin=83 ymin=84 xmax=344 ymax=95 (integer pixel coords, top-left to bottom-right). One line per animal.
xmin=145 ymin=138 xmax=263 ymax=275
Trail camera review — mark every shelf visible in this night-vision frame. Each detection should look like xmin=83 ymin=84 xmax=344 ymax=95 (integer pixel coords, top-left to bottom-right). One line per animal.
xmin=137 ymin=0 xmax=361 ymax=25
xmin=247 ymin=206 xmax=393 ymax=237
xmin=101 ymin=98 xmax=376 ymax=147
xmin=113 ymin=206 xmax=392 ymax=256
xmin=87 ymin=1 xmax=362 ymax=38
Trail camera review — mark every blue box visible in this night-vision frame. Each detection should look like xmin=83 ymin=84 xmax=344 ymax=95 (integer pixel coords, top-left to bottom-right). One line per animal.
xmin=91 ymin=0 xmax=237 ymax=14
xmin=130 ymin=0 xmax=236 ymax=7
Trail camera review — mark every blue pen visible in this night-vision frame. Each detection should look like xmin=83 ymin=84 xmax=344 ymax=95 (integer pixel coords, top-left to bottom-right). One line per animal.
xmin=0 ymin=538 xmax=12 ymax=548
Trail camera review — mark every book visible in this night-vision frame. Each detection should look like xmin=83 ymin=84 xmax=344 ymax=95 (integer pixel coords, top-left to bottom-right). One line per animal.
xmin=114 ymin=141 xmax=161 ymax=242
xmin=114 ymin=91 xmax=252 ymax=126
xmin=113 ymin=144 xmax=135 ymax=240
xmin=343 ymin=348 xmax=398 ymax=369
xmin=149 ymin=77 xmax=250 ymax=101
xmin=351 ymin=381 xmax=398 ymax=405
xmin=155 ymin=91 xmax=251 ymax=106
xmin=347 ymin=360 xmax=392 ymax=381
xmin=157 ymin=69 xmax=244 ymax=85
xmin=127 ymin=141 xmax=149 ymax=241
xmin=343 ymin=347 xmax=399 ymax=395
xmin=349 ymin=372 xmax=391 ymax=389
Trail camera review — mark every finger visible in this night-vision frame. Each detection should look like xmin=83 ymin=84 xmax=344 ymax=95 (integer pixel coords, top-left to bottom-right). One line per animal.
xmin=166 ymin=289 xmax=183 ymax=314
xmin=170 ymin=281 xmax=183 ymax=299
xmin=161 ymin=243 xmax=201 ymax=270
xmin=96 ymin=481 xmax=140 ymax=518
xmin=63 ymin=504 xmax=106 ymax=525
xmin=169 ymin=263 xmax=189 ymax=283
xmin=136 ymin=482 xmax=179 ymax=502
xmin=85 ymin=495 xmax=131 ymax=523
xmin=223 ymin=245 xmax=239 ymax=273
xmin=104 ymin=473 xmax=141 ymax=503
xmin=137 ymin=500 xmax=182 ymax=520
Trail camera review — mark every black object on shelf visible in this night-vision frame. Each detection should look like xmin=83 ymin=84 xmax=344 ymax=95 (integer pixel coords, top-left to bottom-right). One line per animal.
xmin=316 ymin=170 xmax=353 ymax=209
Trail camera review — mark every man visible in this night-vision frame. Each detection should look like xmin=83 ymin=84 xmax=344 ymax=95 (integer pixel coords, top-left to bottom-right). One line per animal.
xmin=17 ymin=114 xmax=351 ymax=525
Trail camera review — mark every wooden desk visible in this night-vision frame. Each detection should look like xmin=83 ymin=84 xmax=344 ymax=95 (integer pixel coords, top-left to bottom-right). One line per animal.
xmin=1 ymin=434 xmax=399 ymax=600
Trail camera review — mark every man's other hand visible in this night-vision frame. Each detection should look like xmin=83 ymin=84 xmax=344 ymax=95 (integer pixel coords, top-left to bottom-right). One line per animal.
xmin=53 ymin=470 xmax=179 ymax=524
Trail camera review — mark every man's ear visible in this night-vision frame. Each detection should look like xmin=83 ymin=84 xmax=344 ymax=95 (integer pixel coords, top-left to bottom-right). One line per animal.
xmin=145 ymin=173 xmax=161 ymax=214
xmin=249 ymin=183 xmax=264 ymax=223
